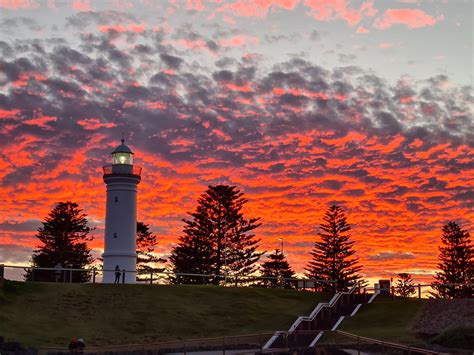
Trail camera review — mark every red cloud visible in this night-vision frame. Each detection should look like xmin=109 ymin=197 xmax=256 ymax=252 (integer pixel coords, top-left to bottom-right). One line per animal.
xmin=374 ymin=8 xmax=444 ymax=29
xmin=0 ymin=109 xmax=21 ymax=119
xmin=77 ymin=118 xmax=117 ymax=130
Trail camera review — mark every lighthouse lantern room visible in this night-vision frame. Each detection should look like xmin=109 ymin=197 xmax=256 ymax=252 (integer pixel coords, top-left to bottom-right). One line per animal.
xmin=102 ymin=138 xmax=141 ymax=283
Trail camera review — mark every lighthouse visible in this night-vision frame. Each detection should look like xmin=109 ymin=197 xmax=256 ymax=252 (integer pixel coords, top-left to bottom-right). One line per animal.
xmin=102 ymin=138 xmax=141 ymax=283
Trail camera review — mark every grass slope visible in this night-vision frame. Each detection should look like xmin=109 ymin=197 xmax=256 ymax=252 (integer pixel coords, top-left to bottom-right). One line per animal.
xmin=339 ymin=295 xmax=426 ymax=346
xmin=0 ymin=281 xmax=328 ymax=347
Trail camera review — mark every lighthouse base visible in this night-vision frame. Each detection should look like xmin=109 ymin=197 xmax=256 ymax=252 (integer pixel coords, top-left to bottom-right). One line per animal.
xmin=103 ymin=252 xmax=137 ymax=284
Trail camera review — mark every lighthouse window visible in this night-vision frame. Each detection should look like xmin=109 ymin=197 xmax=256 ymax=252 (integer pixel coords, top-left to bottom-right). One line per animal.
xmin=115 ymin=196 xmax=118 ymax=202
xmin=113 ymin=233 xmax=117 ymax=238
xmin=112 ymin=152 xmax=133 ymax=165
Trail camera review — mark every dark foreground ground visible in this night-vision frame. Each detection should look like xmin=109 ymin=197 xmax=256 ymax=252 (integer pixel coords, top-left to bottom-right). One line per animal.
xmin=0 ymin=280 xmax=328 ymax=347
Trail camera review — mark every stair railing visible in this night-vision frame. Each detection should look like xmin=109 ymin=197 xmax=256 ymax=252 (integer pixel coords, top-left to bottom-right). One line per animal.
xmin=264 ymin=282 xmax=361 ymax=349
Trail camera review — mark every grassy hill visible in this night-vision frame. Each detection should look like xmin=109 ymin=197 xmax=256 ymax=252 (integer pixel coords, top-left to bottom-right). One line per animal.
xmin=0 ymin=281 xmax=329 ymax=347
xmin=340 ymin=295 xmax=474 ymax=350
xmin=340 ymin=295 xmax=426 ymax=345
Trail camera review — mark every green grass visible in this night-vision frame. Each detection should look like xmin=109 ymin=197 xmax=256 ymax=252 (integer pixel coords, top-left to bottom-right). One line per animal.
xmin=339 ymin=295 xmax=426 ymax=346
xmin=0 ymin=281 xmax=328 ymax=348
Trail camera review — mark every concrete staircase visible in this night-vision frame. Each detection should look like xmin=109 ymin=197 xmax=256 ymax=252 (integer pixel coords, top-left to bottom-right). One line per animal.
xmin=263 ymin=284 xmax=377 ymax=351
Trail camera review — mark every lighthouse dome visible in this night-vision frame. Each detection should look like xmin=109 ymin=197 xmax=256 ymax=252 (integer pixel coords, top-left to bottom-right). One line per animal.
xmin=112 ymin=140 xmax=133 ymax=154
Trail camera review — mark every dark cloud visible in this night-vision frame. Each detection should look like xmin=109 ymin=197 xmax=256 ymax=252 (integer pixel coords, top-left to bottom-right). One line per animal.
xmin=0 ymin=244 xmax=32 ymax=264
xmin=0 ymin=219 xmax=41 ymax=232
xmin=368 ymin=251 xmax=416 ymax=261
xmin=160 ymin=53 xmax=184 ymax=70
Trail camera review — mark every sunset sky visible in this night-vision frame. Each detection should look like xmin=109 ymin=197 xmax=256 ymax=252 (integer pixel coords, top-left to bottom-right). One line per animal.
xmin=0 ymin=0 xmax=472 ymax=283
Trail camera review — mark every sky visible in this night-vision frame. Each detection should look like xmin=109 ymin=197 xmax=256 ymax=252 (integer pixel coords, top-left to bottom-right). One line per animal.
xmin=0 ymin=0 xmax=473 ymax=283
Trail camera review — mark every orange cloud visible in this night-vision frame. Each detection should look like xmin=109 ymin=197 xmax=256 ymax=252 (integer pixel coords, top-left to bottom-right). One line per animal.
xmin=77 ymin=118 xmax=117 ymax=130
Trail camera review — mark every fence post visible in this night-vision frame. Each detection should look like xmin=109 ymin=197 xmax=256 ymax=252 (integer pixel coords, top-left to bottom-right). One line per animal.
xmin=391 ymin=286 xmax=395 ymax=300
xmin=222 ymin=336 xmax=225 ymax=355
xmin=418 ymin=283 xmax=421 ymax=299
xmin=0 ymin=264 xmax=4 ymax=288
xmin=122 ymin=269 xmax=126 ymax=284
xmin=150 ymin=271 xmax=153 ymax=284
xmin=93 ymin=269 xmax=96 ymax=284
xmin=357 ymin=336 xmax=360 ymax=355
xmin=183 ymin=340 xmax=186 ymax=355
xmin=69 ymin=266 xmax=72 ymax=283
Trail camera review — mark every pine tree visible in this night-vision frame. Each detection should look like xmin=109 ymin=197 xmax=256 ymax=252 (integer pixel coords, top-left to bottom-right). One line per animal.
xmin=259 ymin=249 xmax=295 ymax=288
xmin=431 ymin=221 xmax=473 ymax=299
xmin=395 ymin=273 xmax=416 ymax=297
xmin=25 ymin=201 xmax=94 ymax=282
xmin=169 ymin=185 xmax=263 ymax=284
xmin=136 ymin=221 xmax=166 ymax=281
xmin=305 ymin=205 xmax=364 ymax=292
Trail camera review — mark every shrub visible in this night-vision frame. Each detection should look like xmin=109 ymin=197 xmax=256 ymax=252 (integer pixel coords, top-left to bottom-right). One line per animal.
xmin=430 ymin=326 xmax=474 ymax=349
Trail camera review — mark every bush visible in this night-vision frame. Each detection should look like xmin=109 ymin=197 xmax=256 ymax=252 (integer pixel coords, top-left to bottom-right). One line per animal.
xmin=430 ymin=326 xmax=474 ymax=349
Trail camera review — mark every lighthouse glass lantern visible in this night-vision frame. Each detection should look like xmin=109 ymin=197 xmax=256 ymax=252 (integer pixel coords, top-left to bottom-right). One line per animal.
xmin=112 ymin=139 xmax=133 ymax=165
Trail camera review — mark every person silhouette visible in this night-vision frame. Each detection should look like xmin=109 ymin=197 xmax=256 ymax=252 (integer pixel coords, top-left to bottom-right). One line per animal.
xmin=114 ymin=265 xmax=121 ymax=284
xmin=54 ymin=263 xmax=62 ymax=282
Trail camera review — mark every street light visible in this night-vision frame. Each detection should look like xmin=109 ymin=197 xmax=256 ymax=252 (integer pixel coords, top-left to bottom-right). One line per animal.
xmin=223 ymin=218 xmax=228 ymax=286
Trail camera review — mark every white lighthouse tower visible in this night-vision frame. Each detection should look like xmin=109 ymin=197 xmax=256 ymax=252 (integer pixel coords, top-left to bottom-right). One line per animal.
xmin=102 ymin=138 xmax=141 ymax=283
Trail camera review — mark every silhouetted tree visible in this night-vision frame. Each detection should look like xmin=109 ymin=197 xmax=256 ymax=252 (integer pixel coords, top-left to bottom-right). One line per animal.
xmin=259 ymin=249 xmax=295 ymax=288
xmin=395 ymin=273 xmax=416 ymax=297
xmin=431 ymin=222 xmax=473 ymax=299
xmin=305 ymin=205 xmax=364 ymax=292
xmin=169 ymin=185 xmax=263 ymax=284
xmin=136 ymin=221 xmax=166 ymax=281
xmin=25 ymin=201 xmax=94 ymax=282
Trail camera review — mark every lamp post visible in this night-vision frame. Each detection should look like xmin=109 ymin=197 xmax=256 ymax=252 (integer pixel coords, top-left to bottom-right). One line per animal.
xmin=278 ymin=238 xmax=284 ymax=255
xmin=223 ymin=217 xmax=228 ymax=286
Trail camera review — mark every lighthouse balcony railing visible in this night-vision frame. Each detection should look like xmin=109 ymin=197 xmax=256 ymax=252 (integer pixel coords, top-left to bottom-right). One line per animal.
xmin=103 ymin=164 xmax=142 ymax=176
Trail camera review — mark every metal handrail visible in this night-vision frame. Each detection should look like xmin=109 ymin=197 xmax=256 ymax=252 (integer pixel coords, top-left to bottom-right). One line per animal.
xmin=335 ymin=330 xmax=440 ymax=354
xmin=288 ymin=282 xmax=360 ymax=332
xmin=36 ymin=330 xmax=441 ymax=355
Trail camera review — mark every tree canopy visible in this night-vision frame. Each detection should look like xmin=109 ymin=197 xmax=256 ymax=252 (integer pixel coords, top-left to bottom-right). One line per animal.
xmin=259 ymin=249 xmax=295 ymax=288
xmin=169 ymin=185 xmax=263 ymax=284
xmin=305 ymin=204 xmax=364 ymax=292
xmin=136 ymin=221 xmax=166 ymax=280
xmin=431 ymin=221 xmax=473 ymax=299
xmin=25 ymin=201 xmax=94 ymax=282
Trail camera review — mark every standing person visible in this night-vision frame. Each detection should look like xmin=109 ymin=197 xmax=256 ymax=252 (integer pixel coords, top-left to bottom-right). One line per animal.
xmin=54 ymin=263 xmax=62 ymax=282
xmin=114 ymin=265 xmax=121 ymax=284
